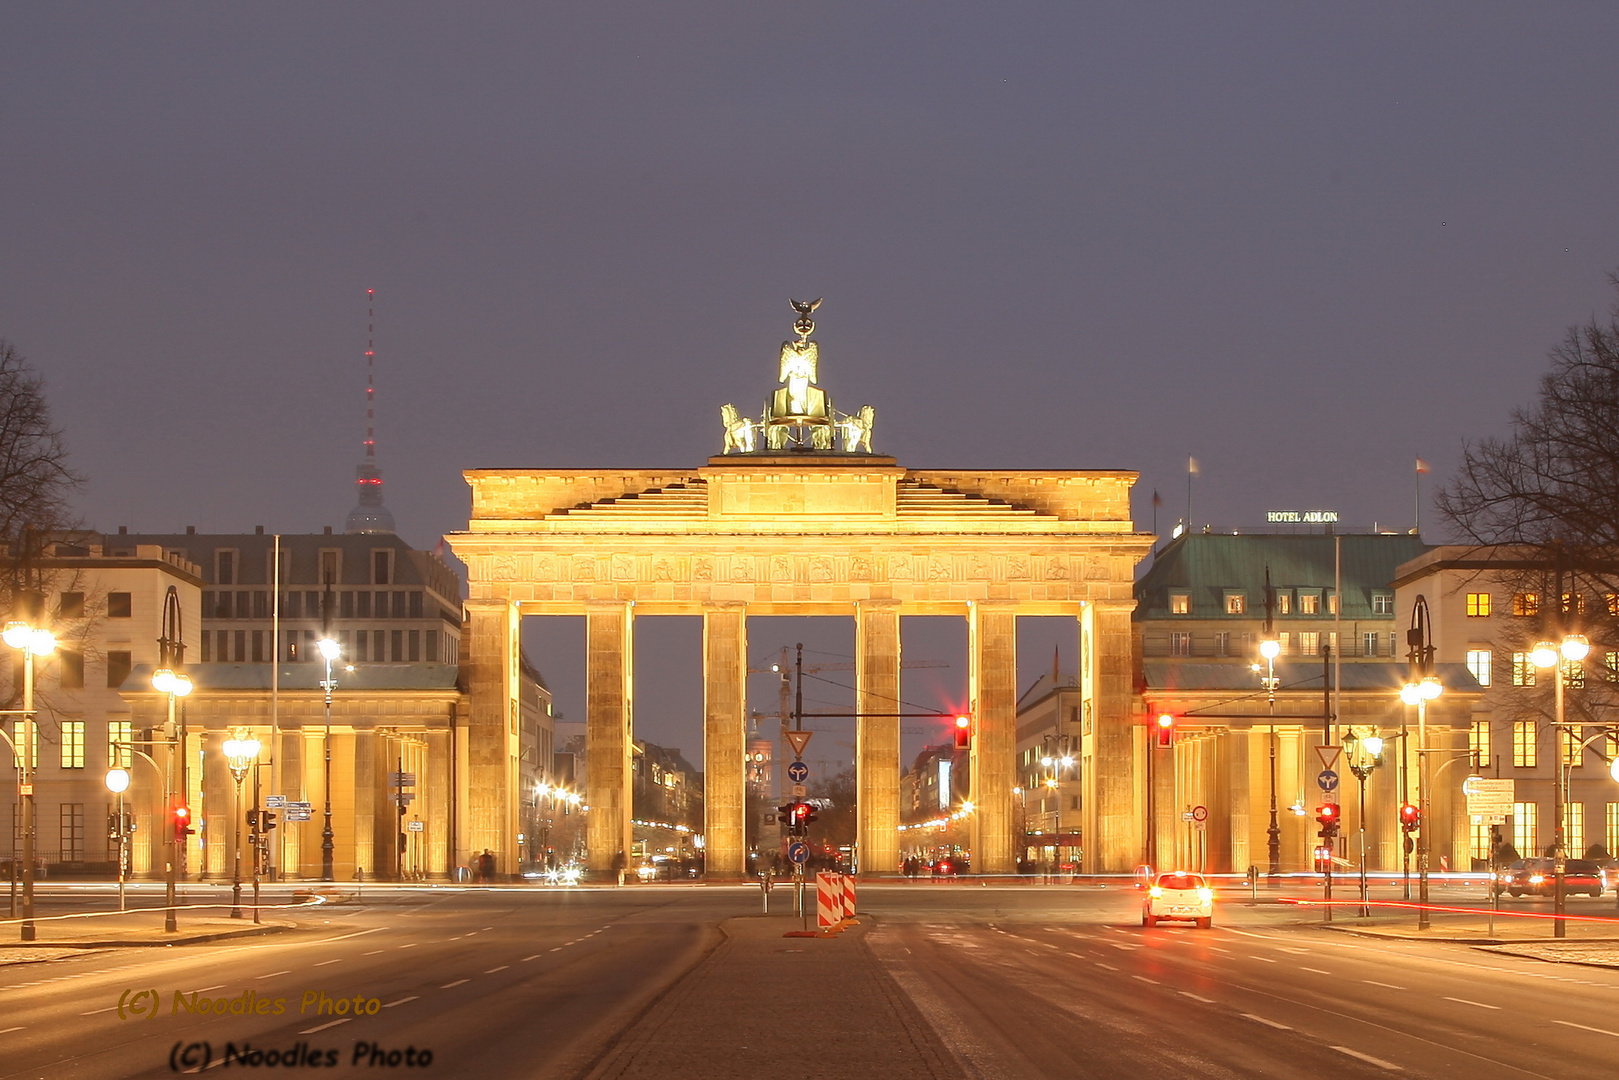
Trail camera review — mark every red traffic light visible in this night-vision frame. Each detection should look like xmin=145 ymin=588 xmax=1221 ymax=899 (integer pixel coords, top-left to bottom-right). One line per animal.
xmin=953 ymin=715 xmax=972 ymax=749
xmin=1154 ymin=713 xmax=1175 ymax=748
xmin=1399 ymin=803 xmax=1420 ymax=829
xmin=171 ymin=804 xmax=194 ymax=842
xmin=1315 ymin=803 xmax=1341 ymax=826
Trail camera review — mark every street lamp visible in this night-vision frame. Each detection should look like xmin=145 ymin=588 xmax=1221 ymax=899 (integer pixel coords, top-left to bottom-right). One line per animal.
xmin=1258 ymin=633 xmax=1282 ymax=879
xmin=1040 ymin=734 xmax=1076 ymax=876
xmin=3 ymin=617 xmax=54 ymax=941
xmin=222 ymin=730 xmax=261 ymax=919
xmin=153 ymin=584 xmax=191 ymax=933
xmin=105 ymin=767 xmax=130 ymax=912
xmin=1530 ymin=631 xmax=1589 ymax=939
xmin=1401 ymin=595 xmax=1442 ymax=930
xmin=317 ymin=635 xmax=340 ymax=882
xmin=1343 ymin=729 xmax=1384 ymax=918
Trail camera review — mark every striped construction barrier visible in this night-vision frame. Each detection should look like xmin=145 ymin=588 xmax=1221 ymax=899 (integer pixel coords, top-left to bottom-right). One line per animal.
xmin=816 ymin=872 xmax=842 ymax=929
xmin=842 ymin=874 xmax=857 ymax=920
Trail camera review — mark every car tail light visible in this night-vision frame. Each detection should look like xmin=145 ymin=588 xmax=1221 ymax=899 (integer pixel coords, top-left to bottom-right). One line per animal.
xmin=1148 ymin=886 xmax=1163 ymax=898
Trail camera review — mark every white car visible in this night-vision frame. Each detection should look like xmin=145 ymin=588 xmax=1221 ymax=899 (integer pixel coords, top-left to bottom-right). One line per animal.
xmin=1142 ymin=870 xmax=1214 ymax=929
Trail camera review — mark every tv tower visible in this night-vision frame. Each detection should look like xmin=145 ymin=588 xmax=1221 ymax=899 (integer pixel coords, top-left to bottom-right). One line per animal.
xmin=344 ymin=288 xmax=397 ymax=535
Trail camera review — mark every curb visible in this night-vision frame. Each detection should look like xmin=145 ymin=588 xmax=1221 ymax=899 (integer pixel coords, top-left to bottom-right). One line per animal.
xmin=5 ymin=921 xmax=295 ymax=949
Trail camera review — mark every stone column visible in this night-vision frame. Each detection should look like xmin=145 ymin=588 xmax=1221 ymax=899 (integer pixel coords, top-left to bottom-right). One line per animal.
xmin=202 ymin=730 xmax=230 ymax=879
xmin=703 ymin=606 xmax=748 ymax=879
xmin=1083 ymin=600 xmax=1140 ymax=872
xmin=856 ymin=600 xmax=902 ymax=875
xmin=586 ymin=601 xmax=634 ymax=874
xmin=464 ymin=597 xmax=520 ymax=875
xmin=277 ymin=729 xmax=301 ymax=879
xmin=426 ymin=729 xmax=450 ymax=879
xmin=353 ymin=729 xmax=375 ymax=880
xmin=969 ymin=602 xmax=1016 ymax=874
xmin=1223 ymin=729 xmax=1251 ymax=874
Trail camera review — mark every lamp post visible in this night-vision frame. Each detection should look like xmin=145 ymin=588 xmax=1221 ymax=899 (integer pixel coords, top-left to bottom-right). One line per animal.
xmin=223 ymin=729 xmax=261 ymax=919
xmin=4 ymin=618 xmax=55 ymax=941
xmin=317 ymin=636 xmax=340 ymax=882
xmin=1529 ymin=632 xmax=1588 ymax=939
xmin=153 ymin=584 xmax=191 ymax=933
xmin=105 ymin=767 xmax=130 ymax=911
xmin=110 ymin=742 xmax=173 ymax=928
xmin=1258 ymin=635 xmax=1282 ymax=880
xmin=1040 ymin=734 xmax=1075 ymax=877
xmin=1400 ymin=594 xmax=1442 ymax=931
xmin=1343 ymin=728 xmax=1384 ymax=918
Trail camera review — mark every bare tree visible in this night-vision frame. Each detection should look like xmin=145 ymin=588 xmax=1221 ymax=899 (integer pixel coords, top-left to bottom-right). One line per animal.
xmin=0 ymin=340 xmax=80 ymax=550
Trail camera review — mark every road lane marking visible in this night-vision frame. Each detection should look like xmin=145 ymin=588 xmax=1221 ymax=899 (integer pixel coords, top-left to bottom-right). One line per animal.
xmin=398 ymin=943 xmax=417 ymax=949
xmin=1443 ymin=997 xmax=1500 ymax=1010
xmin=481 ymin=926 xmax=494 ymax=931
xmin=363 ymin=950 xmax=386 ymax=956
xmin=1301 ymin=967 xmax=1332 ymax=975
xmin=1242 ymin=1014 xmax=1291 ymax=1030
xmin=1332 ymin=1047 xmax=1400 ymax=1071
xmin=257 ymin=971 xmax=290 ymax=979
xmin=485 ymin=965 xmax=509 ymax=973
xmin=80 ymin=1006 xmax=117 ymax=1015
xmin=314 ymin=959 xmax=342 ymax=967
xmin=1364 ymin=980 xmax=1404 ymax=990
xmin=1277 ymin=947 xmax=1310 ymax=954
xmin=0 ymin=1026 xmax=21 ymax=1034
xmin=441 ymin=979 xmax=469 ymax=988
xmin=1555 ymin=1020 xmax=1619 ymax=1038
xmin=302 ymin=1019 xmax=351 ymax=1034
xmin=312 ymin=926 xmax=386 ymax=944
xmin=1132 ymin=976 xmax=1159 ymax=985
xmin=1206 ymin=946 xmax=1230 ymax=953
xmin=382 ymin=996 xmax=419 ymax=1008
xmin=1108 ymin=943 xmax=1139 ymax=951
xmin=1095 ymin=962 xmax=1118 ymax=971
xmin=1180 ymin=992 xmax=1215 ymax=1003
xmin=550 ymin=947 xmax=563 ymax=952
xmin=521 ymin=954 xmax=542 ymax=962
xmin=1250 ymin=956 xmax=1276 ymax=963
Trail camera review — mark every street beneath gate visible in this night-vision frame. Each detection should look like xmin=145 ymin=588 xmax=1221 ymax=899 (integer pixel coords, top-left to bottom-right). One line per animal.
xmin=3 ymin=881 xmax=1617 ymax=1079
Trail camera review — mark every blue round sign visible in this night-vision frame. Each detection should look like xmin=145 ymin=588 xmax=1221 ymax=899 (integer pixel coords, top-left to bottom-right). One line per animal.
xmin=787 ymin=760 xmax=809 ymax=783
xmin=787 ymin=841 xmax=809 ymax=865
xmin=1317 ymin=769 xmax=1339 ymax=791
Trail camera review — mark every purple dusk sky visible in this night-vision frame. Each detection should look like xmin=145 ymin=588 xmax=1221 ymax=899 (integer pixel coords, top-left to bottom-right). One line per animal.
xmin=3 ymin=4 xmax=1617 ymax=761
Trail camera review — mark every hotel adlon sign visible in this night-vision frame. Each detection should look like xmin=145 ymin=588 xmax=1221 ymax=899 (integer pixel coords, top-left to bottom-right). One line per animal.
xmin=1265 ymin=510 xmax=1339 ymax=524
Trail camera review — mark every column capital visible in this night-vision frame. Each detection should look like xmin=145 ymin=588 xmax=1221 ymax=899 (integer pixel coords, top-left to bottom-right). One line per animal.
xmin=465 ymin=596 xmax=518 ymax=614
xmin=855 ymin=598 xmax=903 ymax=611
xmin=1089 ymin=598 xmax=1138 ymax=615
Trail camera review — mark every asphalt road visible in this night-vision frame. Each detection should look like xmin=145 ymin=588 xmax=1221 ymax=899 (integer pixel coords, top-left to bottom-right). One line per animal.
xmin=2 ymin=882 xmax=1617 ymax=1078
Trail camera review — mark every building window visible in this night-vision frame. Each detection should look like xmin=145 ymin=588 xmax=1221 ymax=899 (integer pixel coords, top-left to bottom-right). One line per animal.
xmin=59 ymin=650 xmax=84 ymax=689
xmin=1470 ymin=720 xmax=1491 ymax=769
xmin=217 ymin=629 xmax=230 ymax=662
xmin=1512 ymin=802 xmax=1538 ymax=857
xmin=109 ymin=720 xmax=132 ymax=769
xmin=58 ymin=591 xmax=84 ymax=618
xmin=1512 ymin=592 xmax=1539 ymax=617
xmin=1299 ymin=594 xmax=1320 ymax=615
xmin=1607 ymin=804 xmax=1619 ymax=858
xmin=1567 ymin=803 xmax=1586 ymax=855
xmin=1606 ymin=652 xmax=1619 ymax=683
xmin=426 ymin=629 xmax=439 ymax=663
xmin=216 ymin=549 xmax=236 ymax=585
xmin=1466 ymin=593 xmax=1492 ymax=617
xmin=1297 ymin=631 xmax=1320 ymax=656
xmin=1563 ymin=658 xmax=1585 ymax=688
xmin=409 ymin=592 xmax=423 ymax=618
xmin=107 ymin=592 xmax=131 ymax=618
xmin=408 ymin=630 xmax=421 ymax=662
xmin=106 ymin=650 xmax=132 ymax=689
xmin=1328 ymin=631 xmax=1338 ymax=654
xmin=60 ymin=721 xmax=84 ymax=768
xmin=1225 ymin=594 xmax=1246 ymax=615
xmin=1168 ymin=592 xmax=1190 ymax=615
xmin=1372 ymin=593 xmax=1394 ymax=615
xmin=1276 ymin=593 xmax=1292 ymax=615
xmin=1169 ymin=632 xmax=1192 ymax=657
xmin=59 ymin=803 xmax=84 ymax=862
xmin=375 ymin=591 xmax=390 ymax=619
xmin=1563 ymin=592 xmax=1586 ymax=616
xmin=1513 ymin=721 xmax=1537 ymax=768
xmin=1279 ymin=631 xmax=1291 ymax=655
xmin=201 ymin=633 xmax=210 ymax=663
xmin=1362 ymin=632 xmax=1378 ymax=658
xmin=1388 ymin=632 xmax=1398 ymax=656
xmin=1327 ymin=594 xmax=1338 ymax=615
xmin=391 ymin=630 xmax=403 ymax=662
xmin=1466 ymin=649 xmax=1492 ymax=687
xmin=1512 ymin=653 xmax=1536 ymax=686
xmin=1470 ymin=818 xmax=1493 ymax=862
xmin=373 ymin=549 xmax=393 ymax=585
xmin=252 ymin=630 xmax=265 ymax=662
xmin=319 ymin=549 xmax=340 ymax=586
xmin=1563 ymin=728 xmax=1584 ymax=769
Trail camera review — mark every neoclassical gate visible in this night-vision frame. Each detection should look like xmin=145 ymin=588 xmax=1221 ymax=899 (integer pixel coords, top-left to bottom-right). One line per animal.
xmin=446 ymin=306 xmax=1153 ymax=876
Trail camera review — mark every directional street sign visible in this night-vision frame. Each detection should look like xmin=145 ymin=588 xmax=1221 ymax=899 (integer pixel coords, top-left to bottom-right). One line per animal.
xmin=787 ymin=841 xmax=809 ymax=865
xmin=394 ymin=793 xmax=415 ymax=806
xmin=1463 ymin=777 xmax=1515 ymax=818
xmin=265 ymin=795 xmax=286 ymax=808
xmin=1317 ymin=769 xmax=1340 ymax=792
xmin=389 ymin=772 xmax=417 ymax=786
xmin=286 ymin=810 xmax=312 ymax=822
xmin=787 ymin=760 xmax=809 ymax=784
xmin=285 ymin=801 xmax=312 ymax=811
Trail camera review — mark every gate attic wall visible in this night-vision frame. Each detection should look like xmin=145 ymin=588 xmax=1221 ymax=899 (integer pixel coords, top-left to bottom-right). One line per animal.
xmin=449 ymin=455 xmax=1153 ymax=877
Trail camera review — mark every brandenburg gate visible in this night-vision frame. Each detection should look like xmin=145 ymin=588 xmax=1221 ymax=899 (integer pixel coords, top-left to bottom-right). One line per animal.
xmin=447 ymin=301 xmax=1153 ymax=876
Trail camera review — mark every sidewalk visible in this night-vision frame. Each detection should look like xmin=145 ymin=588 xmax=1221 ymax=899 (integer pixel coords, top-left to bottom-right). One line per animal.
xmin=584 ymin=914 xmax=961 ymax=1080
xmin=0 ymin=910 xmax=293 ymax=954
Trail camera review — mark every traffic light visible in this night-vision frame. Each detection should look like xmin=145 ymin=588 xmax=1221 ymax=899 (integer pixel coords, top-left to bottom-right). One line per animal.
xmin=1399 ymin=803 xmax=1420 ymax=831
xmin=953 ymin=714 xmax=972 ymax=749
xmin=246 ymin=810 xmax=260 ymax=831
xmin=1154 ymin=713 xmax=1176 ymax=748
xmin=171 ymin=804 xmax=193 ymax=843
xmin=261 ymin=810 xmax=277 ymax=833
xmin=780 ymin=801 xmax=818 ymax=835
xmin=107 ymin=811 xmax=122 ymax=842
xmin=1315 ymin=802 xmax=1341 ymax=838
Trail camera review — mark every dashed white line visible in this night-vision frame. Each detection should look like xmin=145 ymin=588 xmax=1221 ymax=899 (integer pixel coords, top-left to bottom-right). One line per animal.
xmin=1300 ymin=967 xmax=1332 ymax=975
xmin=1364 ymin=980 xmax=1404 ymax=990
xmin=257 ymin=971 xmax=290 ymax=980
xmin=1332 ymin=1046 xmax=1400 ymax=1071
xmin=1109 ymin=942 xmax=1139 ymax=951
xmin=485 ymin=965 xmax=509 ymax=973
xmin=79 ymin=1006 xmax=117 ymax=1016
xmin=196 ymin=985 xmax=225 ymax=993
xmin=301 ymin=1019 xmax=351 ymax=1034
xmin=1179 ymin=991 xmax=1215 ymax=1003
xmin=313 ymin=959 xmax=342 ymax=967
xmin=381 ymin=996 xmax=418 ymax=1009
xmin=550 ymin=947 xmax=563 ymax=952
xmin=363 ymin=949 xmax=386 ymax=956
xmin=441 ymin=979 xmax=469 ymax=989
xmin=1555 ymin=1020 xmax=1619 ymax=1038
xmin=521 ymin=954 xmax=542 ymax=962
xmin=1242 ymin=1013 xmax=1291 ymax=1030
xmin=1443 ymin=996 xmax=1499 ymax=1011
xmin=1250 ymin=956 xmax=1276 ymax=963
xmin=0 ymin=1026 xmax=22 ymax=1034
xmin=1205 ymin=945 xmax=1231 ymax=953
xmin=1131 ymin=975 xmax=1159 ymax=985
xmin=1094 ymin=962 xmax=1118 ymax=971
xmin=398 ymin=943 xmax=417 ymax=949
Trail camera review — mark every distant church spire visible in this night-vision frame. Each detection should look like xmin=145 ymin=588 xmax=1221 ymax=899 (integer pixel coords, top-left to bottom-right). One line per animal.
xmin=344 ymin=288 xmax=397 ymax=535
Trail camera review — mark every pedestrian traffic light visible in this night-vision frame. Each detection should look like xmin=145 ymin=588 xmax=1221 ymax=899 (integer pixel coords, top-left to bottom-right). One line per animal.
xmin=1315 ymin=802 xmax=1341 ymax=838
xmin=246 ymin=810 xmax=260 ymax=831
xmin=1154 ymin=713 xmax=1176 ymax=748
xmin=953 ymin=714 xmax=972 ymax=749
xmin=781 ymin=801 xmax=817 ymax=835
xmin=261 ymin=810 xmax=277 ymax=833
xmin=1399 ymin=803 xmax=1420 ymax=831
xmin=107 ymin=811 xmax=122 ymax=841
xmin=171 ymin=804 xmax=193 ymax=843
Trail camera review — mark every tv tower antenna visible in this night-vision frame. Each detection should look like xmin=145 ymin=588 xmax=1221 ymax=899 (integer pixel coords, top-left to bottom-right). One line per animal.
xmin=344 ymin=288 xmax=396 ymax=534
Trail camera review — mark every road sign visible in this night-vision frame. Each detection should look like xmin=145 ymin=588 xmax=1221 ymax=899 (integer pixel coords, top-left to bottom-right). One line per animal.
xmin=1315 ymin=745 xmax=1341 ymax=772
xmin=389 ymin=772 xmax=416 ymax=786
xmin=394 ymin=792 xmax=415 ymax=806
xmin=285 ymin=801 xmax=312 ymax=810
xmin=1317 ymin=769 xmax=1339 ymax=792
xmin=265 ymin=795 xmax=286 ymax=808
xmin=1181 ymin=810 xmax=1195 ymax=822
xmin=785 ymin=730 xmax=813 ymax=757
xmin=286 ymin=810 xmax=312 ymax=821
xmin=787 ymin=841 xmax=809 ymax=865
xmin=406 ymin=820 xmax=424 ymax=833
xmin=787 ymin=760 xmax=809 ymax=784
xmin=1191 ymin=805 xmax=1209 ymax=822
xmin=1463 ymin=777 xmax=1515 ymax=818
xmin=791 ymin=784 xmax=807 ymax=798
